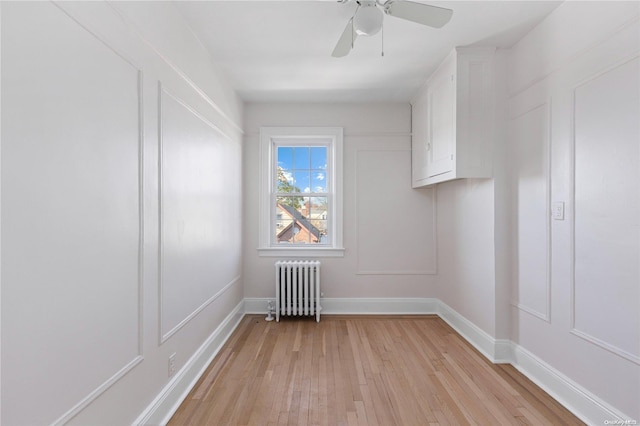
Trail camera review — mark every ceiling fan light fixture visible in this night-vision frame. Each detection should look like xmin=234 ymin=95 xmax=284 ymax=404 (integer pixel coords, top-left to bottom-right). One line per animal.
xmin=353 ymin=3 xmax=383 ymax=36
xmin=333 ymin=0 xmax=453 ymax=57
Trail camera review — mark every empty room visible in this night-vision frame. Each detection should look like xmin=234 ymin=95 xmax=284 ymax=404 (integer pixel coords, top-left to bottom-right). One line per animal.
xmin=1 ymin=0 xmax=638 ymax=424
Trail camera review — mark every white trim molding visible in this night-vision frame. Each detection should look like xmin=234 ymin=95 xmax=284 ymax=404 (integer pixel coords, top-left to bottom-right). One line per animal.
xmin=105 ymin=2 xmax=244 ymax=136
xmin=569 ymin=56 xmax=640 ymax=366
xmin=258 ymin=127 xmax=344 ymax=258
xmin=157 ymin=83 xmax=241 ymax=344
xmin=511 ymin=343 xmax=633 ymax=425
xmin=569 ymin=329 xmax=640 ymax=366
xmin=134 ymin=300 xmax=245 ymax=426
xmin=355 ymin=270 xmax=436 ymax=276
xmin=42 ymin=11 xmax=147 ymax=423
xmin=54 ymin=357 xmax=144 ymax=426
xmin=508 ymin=100 xmax=552 ymax=324
xmin=161 ymin=276 xmax=240 ymax=344
xmin=313 ymin=297 xmax=439 ymax=315
xmin=257 ymin=247 xmax=345 ymax=258
xmin=245 ymin=297 xmax=439 ymax=316
xmin=436 ymin=302 xmax=512 ymax=364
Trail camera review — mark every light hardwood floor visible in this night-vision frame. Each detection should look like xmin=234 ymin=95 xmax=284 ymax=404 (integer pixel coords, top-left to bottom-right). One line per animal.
xmin=169 ymin=315 xmax=584 ymax=425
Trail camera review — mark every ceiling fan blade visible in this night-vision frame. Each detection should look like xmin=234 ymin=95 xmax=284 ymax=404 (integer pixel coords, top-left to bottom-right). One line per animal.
xmin=384 ymin=1 xmax=453 ymax=28
xmin=332 ymin=18 xmax=357 ymax=57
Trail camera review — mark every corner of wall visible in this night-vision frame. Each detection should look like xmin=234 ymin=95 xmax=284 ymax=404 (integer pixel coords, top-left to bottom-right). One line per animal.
xmin=492 ymin=48 xmax=512 ymax=341
xmin=134 ymin=301 xmax=245 ymax=426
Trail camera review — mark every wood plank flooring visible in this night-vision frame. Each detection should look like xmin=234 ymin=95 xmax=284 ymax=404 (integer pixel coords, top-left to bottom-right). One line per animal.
xmin=169 ymin=315 xmax=584 ymax=426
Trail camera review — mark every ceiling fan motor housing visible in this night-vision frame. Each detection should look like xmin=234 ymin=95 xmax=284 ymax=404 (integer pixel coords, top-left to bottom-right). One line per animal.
xmin=354 ymin=1 xmax=384 ymax=36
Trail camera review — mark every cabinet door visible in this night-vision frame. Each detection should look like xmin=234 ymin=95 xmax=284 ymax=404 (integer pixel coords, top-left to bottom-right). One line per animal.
xmin=427 ymin=68 xmax=455 ymax=177
xmin=411 ymin=90 xmax=429 ymax=186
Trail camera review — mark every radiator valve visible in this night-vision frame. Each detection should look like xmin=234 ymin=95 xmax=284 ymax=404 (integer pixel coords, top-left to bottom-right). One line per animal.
xmin=265 ymin=301 xmax=275 ymax=322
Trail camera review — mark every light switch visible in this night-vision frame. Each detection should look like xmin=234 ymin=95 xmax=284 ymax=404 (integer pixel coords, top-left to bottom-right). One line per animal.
xmin=552 ymin=202 xmax=565 ymax=220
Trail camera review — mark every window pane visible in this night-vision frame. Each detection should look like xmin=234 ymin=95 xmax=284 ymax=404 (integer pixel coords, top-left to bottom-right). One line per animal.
xmin=311 ymin=147 xmax=327 ymax=169
xmin=276 ymin=167 xmax=297 ymax=193
xmin=277 ymin=195 xmax=304 ymax=211
xmin=274 ymin=197 xmax=326 ymax=245
xmin=275 ymin=198 xmax=296 ymax=243
xmin=293 ymin=147 xmax=310 ymax=169
xmin=277 ymin=146 xmax=293 ymax=171
xmin=311 ymin=171 xmax=326 ymax=193
xmin=293 ymin=171 xmax=310 ymax=193
xmin=276 ymin=218 xmax=293 ymax=242
xmin=310 ymin=197 xmax=327 ymax=218
xmin=310 ymin=197 xmax=328 ymax=243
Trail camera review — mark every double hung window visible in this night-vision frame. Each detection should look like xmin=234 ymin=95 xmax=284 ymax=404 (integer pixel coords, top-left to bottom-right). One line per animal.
xmin=259 ymin=127 xmax=344 ymax=257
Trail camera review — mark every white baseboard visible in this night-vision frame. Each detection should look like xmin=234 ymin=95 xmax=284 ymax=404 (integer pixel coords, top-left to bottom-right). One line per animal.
xmin=321 ymin=297 xmax=439 ymax=314
xmin=244 ymin=297 xmax=272 ymax=314
xmin=247 ymin=297 xmax=508 ymax=363
xmin=493 ymin=339 xmax=514 ymax=364
xmin=245 ymin=297 xmax=439 ymax=315
xmin=511 ymin=343 xmax=633 ymax=425
xmin=135 ymin=297 xmax=634 ymax=426
xmin=436 ymin=301 xmax=510 ymax=364
xmin=133 ymin=300 xmax=245 ymax=426
xmin=434 ymin=301 xmax=634 ymax=423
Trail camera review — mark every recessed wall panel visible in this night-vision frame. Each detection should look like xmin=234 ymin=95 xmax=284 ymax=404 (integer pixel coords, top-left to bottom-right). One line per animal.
xmin=1 ymin=3 xmax=141 ymax=424
xmin=160 ymin=90 xmax=239 ymax=340
xmin=574 ymin=57 xmax=640 ymax=360
xmin=356 ymin=149 xmax=436 ymax=274
xmin=509 ymin=103 xmax=550 ymax=320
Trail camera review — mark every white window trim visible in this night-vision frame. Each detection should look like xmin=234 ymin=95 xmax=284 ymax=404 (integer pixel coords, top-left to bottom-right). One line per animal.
xmin=258 ymin=127 xmax=344 ymax=257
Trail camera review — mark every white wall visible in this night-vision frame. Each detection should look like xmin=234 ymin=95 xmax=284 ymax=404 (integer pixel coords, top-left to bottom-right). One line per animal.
xmin=435 ymin=179 xmax=498 ymax=335
xmin=433 ymin=50 xmax=509 ymax=340
xmin=1 ymin=2 xmax=243 ymax=425
xmin=243 ymin=103 xmax=438 ymax=304
xmin=507 ymin=1 xmax=639 ymax=421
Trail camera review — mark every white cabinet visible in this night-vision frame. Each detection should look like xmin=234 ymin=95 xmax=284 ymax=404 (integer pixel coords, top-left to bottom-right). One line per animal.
xmin=412 ymin=47 xmax=495 ymax=187
xmin=411 ymin=86 xmax=429 ymax=183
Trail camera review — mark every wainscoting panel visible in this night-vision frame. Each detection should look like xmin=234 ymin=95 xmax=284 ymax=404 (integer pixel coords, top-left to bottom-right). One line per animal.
xmin=508 ymin=102 xmax=551 ymax=321
xmin=572 ymin=57 xmax=640 ymax=363
xmin=355 ymin=148 xmax=436 ymax=275
xmin=159 ymin=87 xmax=241 ymax=343
xmin=1 ymin=2 xmax=143 ymax=424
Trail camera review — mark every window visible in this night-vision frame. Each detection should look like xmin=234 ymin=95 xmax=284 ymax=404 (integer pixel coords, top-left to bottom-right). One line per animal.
xmin=259 ymin=127 xmax=344 ymax=257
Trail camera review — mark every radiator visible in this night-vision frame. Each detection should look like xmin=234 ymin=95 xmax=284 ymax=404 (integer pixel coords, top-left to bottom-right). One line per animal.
xmin=275 ymin=260 xmax=321 ymax=322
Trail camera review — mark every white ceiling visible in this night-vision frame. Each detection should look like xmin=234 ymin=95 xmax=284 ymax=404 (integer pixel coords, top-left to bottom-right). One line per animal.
xmin=176 ymin=1 xmax=561 ymax=103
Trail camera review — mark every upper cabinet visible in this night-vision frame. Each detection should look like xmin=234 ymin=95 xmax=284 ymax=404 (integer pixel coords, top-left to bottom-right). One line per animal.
xmin=412 ymin=47 xmax=496 ymax=187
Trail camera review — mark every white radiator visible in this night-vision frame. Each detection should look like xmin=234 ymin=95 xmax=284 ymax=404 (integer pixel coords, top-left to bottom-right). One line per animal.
xmin=275 ymin=260 xmax=321 ymax=322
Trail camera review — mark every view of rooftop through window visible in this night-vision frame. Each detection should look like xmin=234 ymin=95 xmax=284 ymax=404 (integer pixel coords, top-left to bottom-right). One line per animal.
xmin=275 ymin=146 xmax=329 ymax=244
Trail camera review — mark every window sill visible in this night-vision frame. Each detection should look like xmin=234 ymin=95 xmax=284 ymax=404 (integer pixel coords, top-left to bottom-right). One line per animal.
xmin=257 ymin=247 xmax=345 ymax=258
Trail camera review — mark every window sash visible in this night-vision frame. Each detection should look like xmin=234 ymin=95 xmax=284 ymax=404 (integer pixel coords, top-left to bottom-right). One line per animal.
xmin=272 ymin=195 xmax=332 ymax=246
xmin=271 ymin=140 xmax=332 ymax=246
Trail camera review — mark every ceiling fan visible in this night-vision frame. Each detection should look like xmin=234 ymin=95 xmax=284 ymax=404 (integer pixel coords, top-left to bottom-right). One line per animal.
xmin=332 ymin=0 xmax=453 ymax=57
